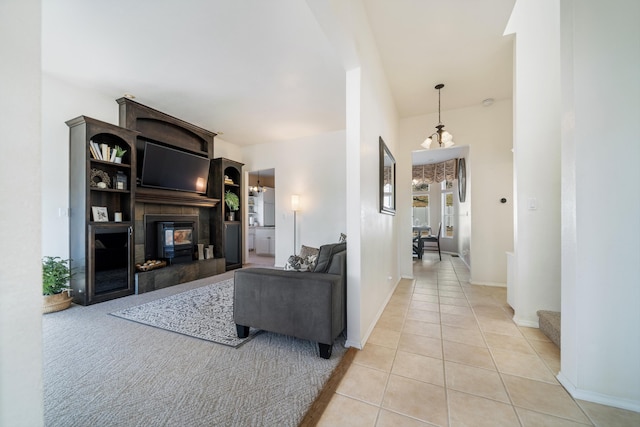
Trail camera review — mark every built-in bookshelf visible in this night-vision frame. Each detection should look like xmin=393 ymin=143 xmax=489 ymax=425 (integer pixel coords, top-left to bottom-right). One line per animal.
xmin=67 ymin=116 xmax=139 ymax=305
xmin=68 ymin=99 xmax=239 ymax=304
xmin=210 ymin=158 xmax=244 ymax=270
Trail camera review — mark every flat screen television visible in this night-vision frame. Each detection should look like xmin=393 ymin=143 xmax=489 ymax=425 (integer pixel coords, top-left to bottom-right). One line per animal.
xmin=140 ymin=141 xmax=210 ymax=194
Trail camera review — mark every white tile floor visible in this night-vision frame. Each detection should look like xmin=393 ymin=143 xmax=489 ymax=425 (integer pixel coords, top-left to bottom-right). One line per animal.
xmin=317 ymin=254 xmax=640 ymax=427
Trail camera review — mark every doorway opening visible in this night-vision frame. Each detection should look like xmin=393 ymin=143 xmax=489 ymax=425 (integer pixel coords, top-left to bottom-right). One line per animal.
xmin=247 ymin=168 xmax=275 ymax=266
xmin=411 ymin=146 xmax=469 ymax=262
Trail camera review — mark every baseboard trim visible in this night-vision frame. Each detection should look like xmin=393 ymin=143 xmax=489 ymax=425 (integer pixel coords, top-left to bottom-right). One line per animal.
xmin=469 ymin=280 xmax=507 ymax=288
xmin=458 ymin=255 xmax=470 ymax=270
xmin=557 ymin=372 xmax=640 ymax=413
xmin=349 ymin=277 xmax=408 ymax=350
xmin=344 ymin=339 xmax=363 ymax=349
xmin=512 ymin=315 xmax=539 ymax=328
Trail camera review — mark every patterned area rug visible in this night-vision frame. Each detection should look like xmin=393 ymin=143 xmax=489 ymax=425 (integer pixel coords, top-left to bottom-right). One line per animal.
xmin=110 ymin=278 xmax=258 ymax=347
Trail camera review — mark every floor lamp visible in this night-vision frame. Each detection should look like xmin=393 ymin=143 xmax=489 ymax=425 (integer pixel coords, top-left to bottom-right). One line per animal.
xmin=291 ymin=194 xmax=300 ymax=255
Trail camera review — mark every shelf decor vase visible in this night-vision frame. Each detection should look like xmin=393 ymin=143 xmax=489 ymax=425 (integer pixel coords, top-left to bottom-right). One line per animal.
xmin=198 ymin=243 xmax=205 ymax=260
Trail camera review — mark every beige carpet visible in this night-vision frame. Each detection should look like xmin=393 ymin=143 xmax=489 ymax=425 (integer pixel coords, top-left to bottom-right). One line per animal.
xmin=43 ymin=271 xmax=346 ymax=427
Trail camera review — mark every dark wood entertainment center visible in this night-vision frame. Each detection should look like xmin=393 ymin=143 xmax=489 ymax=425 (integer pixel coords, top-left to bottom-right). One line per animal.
xmin=67 ymin=98 xmax=243 ymax=305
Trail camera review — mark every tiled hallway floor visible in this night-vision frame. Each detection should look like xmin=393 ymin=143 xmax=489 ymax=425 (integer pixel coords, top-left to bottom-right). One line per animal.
xmin=246 ymin=250 xmax=275 ymax=267
xmin=317 ymin=254 xmax=640 ymax=426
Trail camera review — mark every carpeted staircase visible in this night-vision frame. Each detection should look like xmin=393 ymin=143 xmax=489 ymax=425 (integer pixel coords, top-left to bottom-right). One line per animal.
xmin=537 ymin=310 xmax=561 ymax=349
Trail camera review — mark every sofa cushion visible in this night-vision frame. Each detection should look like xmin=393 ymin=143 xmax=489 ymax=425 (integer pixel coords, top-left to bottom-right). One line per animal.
xmin=313 ymin=242 xmax=346 ymax=273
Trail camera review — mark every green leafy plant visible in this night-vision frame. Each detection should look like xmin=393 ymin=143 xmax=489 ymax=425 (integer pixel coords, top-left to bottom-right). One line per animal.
xmin=114 ymin=145 xmax=127 ymax=157
xmin=224 ymin=190 xmax=240 ymax=211
xmin=42 ymin=256 xmax=73 ymax=295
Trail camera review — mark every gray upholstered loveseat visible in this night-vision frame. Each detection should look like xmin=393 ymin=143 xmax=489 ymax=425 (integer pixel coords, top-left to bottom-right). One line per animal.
xmin=233 ymin=242 xmax=346 ymax=358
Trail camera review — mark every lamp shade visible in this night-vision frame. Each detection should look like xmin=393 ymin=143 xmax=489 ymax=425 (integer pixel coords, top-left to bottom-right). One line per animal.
xmin=291 ymin=194 xmax=300 ymax=211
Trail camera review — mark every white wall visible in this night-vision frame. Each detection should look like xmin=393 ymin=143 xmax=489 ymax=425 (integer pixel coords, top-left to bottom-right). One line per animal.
xmin=464 ymin=102 xmax=514 ymax=285
xmin=41 ymin=74 xmax=118 ymax=258
xmin=558 ymin=0 xmax=640 ymax=411
xmin=240 ymin=131 xmax=347 ymax=267
xmin=343 ymin=0 xmax=400 ymax=348
xmin=213 ymin=137 xmax=243 ymax=162
xmin=354 ymin=71 xmax=399 ymax=347
xmin=399 ymin=101 xmax=514 ymax=284
xmin=309 ymin=0 xmax=401 ymax=348
xmin=345 ymin=67 xmax=364 ymax=347
xmin=505 ymin=0 xmax=562 ymax=326
xmin=0 ymin=0 xmax=44 ymax=424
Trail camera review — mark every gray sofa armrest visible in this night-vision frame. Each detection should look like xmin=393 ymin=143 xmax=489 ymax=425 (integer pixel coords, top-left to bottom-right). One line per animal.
xmin=234 ymin=268 xmax=345 ymax=345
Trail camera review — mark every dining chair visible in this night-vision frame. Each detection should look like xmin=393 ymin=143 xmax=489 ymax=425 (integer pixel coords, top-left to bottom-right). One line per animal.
xmin=412 ymin=226 xmax=432 ymax=259
xmin=421 ymin=223 xmax=441 ymax=261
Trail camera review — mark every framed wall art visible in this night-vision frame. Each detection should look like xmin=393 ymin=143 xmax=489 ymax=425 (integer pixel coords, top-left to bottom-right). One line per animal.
xmin=379 ymin=137 xmax=396 ymax=215
xmin=457 ymin=157 xmax=466 ymax=202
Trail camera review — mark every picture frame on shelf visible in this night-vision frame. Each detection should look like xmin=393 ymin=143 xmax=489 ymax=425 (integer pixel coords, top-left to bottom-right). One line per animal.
xmin=92 ymin=206 xmax=109 ymax=222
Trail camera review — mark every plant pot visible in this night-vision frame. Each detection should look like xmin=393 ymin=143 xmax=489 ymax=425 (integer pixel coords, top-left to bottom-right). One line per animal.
xmin=228 ymin=212 xmax=235 ymax=221
xmin=43 ymin=292 xmax=73 ymax=314
xmin=114 ymin=157 xmax=123 ymax=164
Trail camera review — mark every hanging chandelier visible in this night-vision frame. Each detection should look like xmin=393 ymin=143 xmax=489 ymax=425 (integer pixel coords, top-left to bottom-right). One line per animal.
xmin=421 ymin=83 xmax=454 ymax=149
xmin=250 ymin=172 xmax=266 ymax=193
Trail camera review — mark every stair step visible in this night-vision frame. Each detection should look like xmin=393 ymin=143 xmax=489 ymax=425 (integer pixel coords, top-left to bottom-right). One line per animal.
xmin=537 ymin=310 xmax=561 ymax=349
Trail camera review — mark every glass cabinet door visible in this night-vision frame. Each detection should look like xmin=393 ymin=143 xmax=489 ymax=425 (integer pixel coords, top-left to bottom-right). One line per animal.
xmin=224 ymin=222 xmax=242 ymax=268
xmin=89 ymin=224 xmax=134 ymax=303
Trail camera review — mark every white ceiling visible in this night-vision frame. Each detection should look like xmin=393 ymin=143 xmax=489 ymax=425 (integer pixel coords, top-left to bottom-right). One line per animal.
xmin=42 ymin=0 xmax=515 ymax=147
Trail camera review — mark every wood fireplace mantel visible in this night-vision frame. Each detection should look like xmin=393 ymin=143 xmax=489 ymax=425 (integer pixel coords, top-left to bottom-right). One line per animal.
xmin=136 ymin=187 xmax=220 ymax=208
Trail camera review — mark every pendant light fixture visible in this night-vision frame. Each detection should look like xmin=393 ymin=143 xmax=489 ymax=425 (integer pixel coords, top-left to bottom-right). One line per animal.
xmin=421 ymin=83 xmax=455 ymax=149
xmin=250 ymin=171 xmax=266 ymax=193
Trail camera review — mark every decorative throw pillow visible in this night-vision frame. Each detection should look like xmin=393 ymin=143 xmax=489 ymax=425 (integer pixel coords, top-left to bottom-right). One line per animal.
xmin=299 ymin=245 xmax=320 ymax=259
xmin=339 ymin=233 xmax=347 ymax=243
xmin=284 ymin=254 xmax=317 ymax=272
xmin=306 ymin=254 xmax=318 ymax=271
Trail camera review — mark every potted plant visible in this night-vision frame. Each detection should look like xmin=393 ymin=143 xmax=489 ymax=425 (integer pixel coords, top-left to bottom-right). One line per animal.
xmin=42 ymin=256 xmax=73 ymax=313
xmin=114 ymin=145 xmax=127 ymax=163
xmin=224 ymin=190 xmax=240 ymax=221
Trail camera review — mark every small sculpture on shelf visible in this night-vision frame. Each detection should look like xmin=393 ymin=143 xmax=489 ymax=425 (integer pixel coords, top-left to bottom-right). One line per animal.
xmin=90 ymin=168 xmax=111 ymax=188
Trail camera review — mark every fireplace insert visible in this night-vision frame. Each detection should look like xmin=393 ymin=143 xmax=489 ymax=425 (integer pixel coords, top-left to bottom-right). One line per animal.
xmin=157 ymin=221 xmax=195 ymax=264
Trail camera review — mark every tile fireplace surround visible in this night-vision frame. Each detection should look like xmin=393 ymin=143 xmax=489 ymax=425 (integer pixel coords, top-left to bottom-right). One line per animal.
xmin=133 ymin=202 xmax=224 ymax=293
